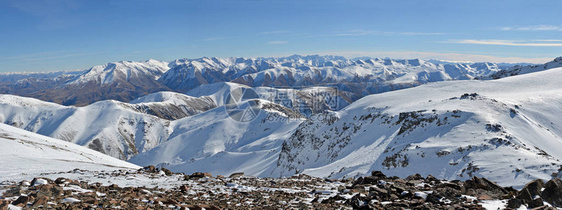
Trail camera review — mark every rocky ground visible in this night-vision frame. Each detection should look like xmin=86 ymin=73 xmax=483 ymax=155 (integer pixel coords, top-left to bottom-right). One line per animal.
xmin=1 ymin=167 xmax=561 ymax=209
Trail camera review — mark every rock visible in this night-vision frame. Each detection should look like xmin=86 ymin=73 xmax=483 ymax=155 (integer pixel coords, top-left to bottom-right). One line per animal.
xmin=355 ymin=176 xmax=380 ymax=185
xmin=19 ymin=181 xmax=30 ymax=186
xmin=530 ymin=206 xmax=557 ymax=210
xmin=2 ymin=187 xmax=23 ymax=197
xmin=369 ymin=186 xmax=388 ymax=198
xmin=199 ymin=204 xmax=221 ymax=210
xmin=350 ymin=194 xmax=369 ymax=209
xmin=229 ymin=172 xmax=244 ymax=178
xmin=541 ymin=178 xmax=562 ymax=207
xmin=162 ymin=199 xmax=179 ymax=206
xmin=180 ymin=185 xmax=189 ymax=193
xmin=371 ymin=171 xmax=387 ymax=179
xmin=437 ymin=182 xmax=462 ymax=190
xmin=82 ymin=196 xmax=98 ymax=205
xmin=161 ymin=168 xmax=173 ymax=176
xmin=477 ymin=194 xmax=492 ymax=200
xmin=0 ymin=200 xmax=8 ymax=210
xmin=30 ymin=177 xmax=49 ymax=186
xmin=507 ymin=198 xmax=522 ymax=209
xmin=32 ymin=196 xmax=48 ymax=207
xmin=11 ymin=195 xmax=28 ymax=206
xmin=463 ymin=176 xmax=507 ymax=196
xmin=143 ymin=165 xmax=157 ymax=173
xmin=54 ymin=177 xmax=66 ymax=185
xmin=189 ymin=172 xmax=212 ymax=179
xmin=528 ymin=197 xmax=544 ymax=208
xmin=406 ymin=174 xmax=423 ymax=180
xmin=425 ymin=174 xmax=438 ymax=182
xmin=518 ymin=179 xmax=545 ymax=204
xmin=36 ymin=184 xmax=63 ymax=198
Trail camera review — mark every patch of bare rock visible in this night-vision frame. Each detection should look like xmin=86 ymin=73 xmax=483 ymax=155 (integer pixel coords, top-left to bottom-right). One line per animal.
xmin=0 ymin=167 xmax=561 ymax=209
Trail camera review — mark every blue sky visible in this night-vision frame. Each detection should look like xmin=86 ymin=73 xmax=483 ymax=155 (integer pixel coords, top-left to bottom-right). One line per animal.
xmin=1 ymin=0 xmax=561 ymax=72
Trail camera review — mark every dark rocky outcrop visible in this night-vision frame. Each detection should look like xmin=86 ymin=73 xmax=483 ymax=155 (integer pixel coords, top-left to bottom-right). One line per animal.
xmin=542 ymin=178 xmax=562 ymax=207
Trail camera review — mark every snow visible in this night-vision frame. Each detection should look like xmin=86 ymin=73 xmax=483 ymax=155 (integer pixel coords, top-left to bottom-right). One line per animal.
xmin=129 ymin=101 xmax=305 ymax=177
xmin=414 ymin=191 xmax=428 ymax=200
xmin=276 ymin=67 xmax=562 ymax=188
xmin=0 ymin=56 xmax=561 ymax=190
xmin=31 ymin=178 xmax=48 ymax=186
xmin=7 ymin=205 xmax=21 ymax=210
xmin=0 ymin=96 xmax=171 ymax=160
xmin=61 ymin=197 xmax=81 ymax=203
xmin=0 ymin=123 xmax=139 ymax=182
xmin=68 ymin=60 xmax=169 ymax=85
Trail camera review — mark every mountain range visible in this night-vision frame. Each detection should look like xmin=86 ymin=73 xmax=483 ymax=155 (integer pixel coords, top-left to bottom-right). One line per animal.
xmin=1 ymin=55 xmax=562 ymax=188
xmin=1 ymin=55 xmax=513 ymax=106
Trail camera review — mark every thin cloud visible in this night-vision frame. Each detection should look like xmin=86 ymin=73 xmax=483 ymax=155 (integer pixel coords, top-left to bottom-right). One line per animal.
xmin=320 ymin=30 xmax=445 ymax=37
xmin=398 ymin=32 xmax=445 ymax=35
xmin=533 ymin=39 xmax=562 ymax=42
xmin=203 ymin=37 xmax=227 ymax=41
xmin=256 ymin=31 xmax=291 ymax=36
xmin=500 ymin=25 xmax=562 ymax=31
xmin=334 ymin=30 xmax=373 ymax=36
xmin=449 ymin=39 xmax=562 ymax=47
xmin=314 ymin=50 xmax=552 ymax=64
xmin=267 ymin=41 xmax=289 ymax=45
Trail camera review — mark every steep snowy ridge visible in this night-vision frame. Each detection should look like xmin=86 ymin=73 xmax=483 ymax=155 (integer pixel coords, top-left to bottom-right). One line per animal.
xmin=186 ymin=82 xmax=353 ymax=116
xmin=0 ymin=60 xmax=171 ymax=106
xmin=2 ymin=55 xmax=562 ymax=189
xmin=129 ymin=99 xmax=306 ymax=176
xmin=68 ymin=59 xmax=169 ymax=85
xmin=275 ymin=67 xmax=562 ymax=188
xmin=0 ymin=96 xmax=171 ymax=160
xmin=0 ymin=55 xmax=515 ymax=106
xmin=162 ymin=55 xmax=508 ymax=94
xmin=0 ymin=123 xmax=139 ymax=181
xmin=130 ymin=91 xmax=217 ymax=120
xmin=486 ymin=56 xmax=562 ymax=79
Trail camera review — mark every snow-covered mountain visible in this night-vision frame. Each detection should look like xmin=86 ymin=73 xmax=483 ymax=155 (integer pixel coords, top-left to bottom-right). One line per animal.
xmin=0 ymin=123 xmax=139 ymax=181
xmin=0 ymin=95 xmax=171 ymax=160
xmin=274 ymin=66 xmax=562 ymax=188
xmin=161 ymin=55 xmax=508 ymax=99
xmin=0 ymin=55 xmax=515 ymax=106
xmin=0 ymin=60 xmax=171 ymax=106
xmin=129 ymin=99 xmax=305 ymax=176
xmin=185 ymin=82 xmax=353 ymax=116
xmin=131 ymin=65 xmax=562 ymax=188
xmin=485 ymin=56 xmax=562 ymax=79
xmin=130 ymin=91 xmax=216 ymax=120
xmin=0 ymin=81 xmax=348 ymax=161
xmin=2 ymin=55 xmax=562 ymax=189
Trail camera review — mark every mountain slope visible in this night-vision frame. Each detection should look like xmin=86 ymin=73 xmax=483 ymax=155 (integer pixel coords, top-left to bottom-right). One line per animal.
xmin=0 ymin=55 xmax=518 ymax=107
xmin=130 ymin=91 xmax=217 ymax=120
xmin=186 ymin=82 xmax=353 ymax=116
xmin=0 ymin=60 xmax=171 ymax=106
xmin=130 ymin=67 xmax=562 ymax=188
xmin=0 ymin=123 xmax=139 ymax=181
xmin=486 ymin=56 xmax=562 ymax=79
xmin=129 ymin=99 xmax=305 ymax=176
xmin=161 ymin=55 xmax=509 ymax=98
xmin=0 ymin=95 xmax=171 ymax=160
xmin=275 ymin=67 xmax=562 ymax=188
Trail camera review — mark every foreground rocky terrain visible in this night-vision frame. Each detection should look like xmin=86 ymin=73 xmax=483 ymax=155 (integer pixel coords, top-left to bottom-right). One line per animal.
xmin=1 ymin=167 xmax=561 ymax=209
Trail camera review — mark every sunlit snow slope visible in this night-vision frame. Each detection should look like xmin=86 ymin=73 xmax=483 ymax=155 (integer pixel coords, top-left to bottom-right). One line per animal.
xmin=0 ymin=123 xmax=139 ymax=181
xmin=275 ymin=67 xmax=562 ymax=188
